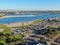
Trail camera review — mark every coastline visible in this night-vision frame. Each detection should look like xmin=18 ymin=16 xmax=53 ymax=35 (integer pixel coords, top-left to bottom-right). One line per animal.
xmin=4 ymin=21 xmax=33 ymax=27
xmin=0 ymin=15 xmax=39 ymax=27
xmin=0 ymin=14 xmax=60 ymax=27
xmin=0 ymin=15 xmax=36 ymax=19
xmin=0 ymin=15 xmax=34 ymax=27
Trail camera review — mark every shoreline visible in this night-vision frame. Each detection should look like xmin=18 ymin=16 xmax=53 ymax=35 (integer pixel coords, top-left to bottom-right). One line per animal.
xmin=0 ymin=15 xmax=35 ymax=27
xmin=0 ymin=15 xmax=36 ymax=19
xmin=0 ymin=15 xmax=60 ymax=27
xmin=4 ymin=21 xmax=33 ymax=27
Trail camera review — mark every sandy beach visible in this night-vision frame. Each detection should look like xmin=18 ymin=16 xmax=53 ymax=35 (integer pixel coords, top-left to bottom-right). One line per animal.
xmin=4 ymin=21 xmax=33 ymax=27
xmin=0 ymin=16 xmax=21 ymax=19
xmin=0 ymin=15 xmax=36 ymax=19
xmin=0 ymin=15 xmax=34 ymax=27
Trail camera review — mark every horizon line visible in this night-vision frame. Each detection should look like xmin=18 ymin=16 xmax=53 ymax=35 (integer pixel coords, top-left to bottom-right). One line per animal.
xmin=0 ymin=9 xmax=60 ymax=11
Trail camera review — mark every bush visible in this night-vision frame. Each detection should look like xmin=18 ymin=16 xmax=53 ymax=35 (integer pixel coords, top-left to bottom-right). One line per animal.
xmin=0 ymin=24 xmax=11 ymax=34
xmin=0 ymin=41 xmax=6 ymax=45
xmin=32 ymin=19 xmax=41 ymax=24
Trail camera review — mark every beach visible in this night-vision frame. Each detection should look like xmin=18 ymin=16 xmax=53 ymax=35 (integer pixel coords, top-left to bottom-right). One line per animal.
xmin=0 ymin=15 xmax=36 ymax=19
xmin=4 ymin=21 xmax=33 ymax=27
xmin=0 ymin=14 xmax=60 ymax=27
xmin=0 ymin=15 xmax=35 ymax=27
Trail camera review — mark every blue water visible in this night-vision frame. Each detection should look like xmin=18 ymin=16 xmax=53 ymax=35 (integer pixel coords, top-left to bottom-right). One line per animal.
xmin=0 ymin=14 xmax=60 ymax=24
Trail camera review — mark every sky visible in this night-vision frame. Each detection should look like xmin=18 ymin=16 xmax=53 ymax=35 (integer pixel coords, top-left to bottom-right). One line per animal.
xmin=0 ymin=0 xmax=60 ymax=10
